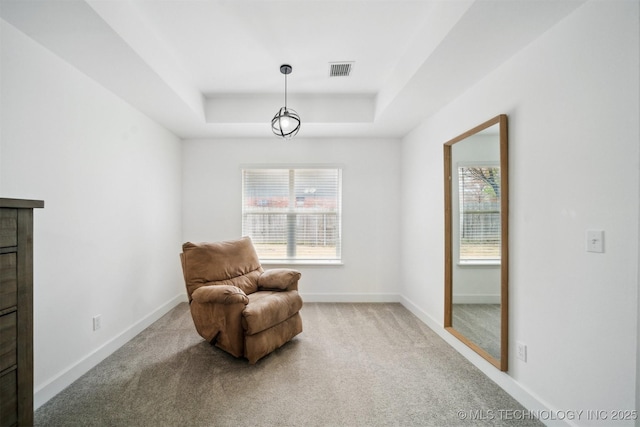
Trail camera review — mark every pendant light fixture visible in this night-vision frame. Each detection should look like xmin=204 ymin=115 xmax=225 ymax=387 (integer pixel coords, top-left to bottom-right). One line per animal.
xmin=271 ymin=64 xmax=301 ymax=139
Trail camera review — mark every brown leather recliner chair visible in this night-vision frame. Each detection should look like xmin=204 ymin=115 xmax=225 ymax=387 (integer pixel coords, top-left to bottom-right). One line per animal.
xmin=180 ymin=236 xmax=303 ymax=364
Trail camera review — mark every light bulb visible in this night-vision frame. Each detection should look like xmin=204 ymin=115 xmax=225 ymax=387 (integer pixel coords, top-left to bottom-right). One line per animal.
xmin=280 ymin=116 xmax=290 ymax=130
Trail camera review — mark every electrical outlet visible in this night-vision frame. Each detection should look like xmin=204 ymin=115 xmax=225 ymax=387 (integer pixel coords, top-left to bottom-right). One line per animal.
xmin=93 ymin=315 xmax=102 ymax=331
xmin=516 ymin=341 xmax=527 ymax=362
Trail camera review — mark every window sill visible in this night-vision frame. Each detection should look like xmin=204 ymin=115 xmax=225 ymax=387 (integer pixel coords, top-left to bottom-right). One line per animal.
xmin=457 ymin=260 xmax=500 ymax=267
xmin=261 ymin=260 xmax=344 ymax=267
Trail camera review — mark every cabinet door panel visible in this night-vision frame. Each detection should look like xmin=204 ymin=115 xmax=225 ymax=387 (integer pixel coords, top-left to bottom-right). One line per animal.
xmin=0 ymin=370 xmax=18 ymax=427
xmin=0 ymin=210 xmax=17 ymax=248
xmin=0 ymin=253 xmax=17 ymax=311
xmin=0 ymin=312 xmax=17 ymax=372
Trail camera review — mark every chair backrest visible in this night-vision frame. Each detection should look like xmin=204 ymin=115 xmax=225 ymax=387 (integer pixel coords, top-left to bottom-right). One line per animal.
xmin=181 ymin=236 xmax=263 ymax=300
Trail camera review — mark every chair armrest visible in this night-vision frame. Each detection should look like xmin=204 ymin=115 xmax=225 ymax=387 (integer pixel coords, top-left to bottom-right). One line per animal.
xmin=191 ymin=285 xmax=249 ymax=305
xmin=258 ymin=269 xmax=301 ymax=291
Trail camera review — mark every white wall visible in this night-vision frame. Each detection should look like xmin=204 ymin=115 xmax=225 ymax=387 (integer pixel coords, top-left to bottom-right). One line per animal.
xmin=400 ymin=1 xmax=639 ymax=425
xmin=182 ymin=137 xmax=401 ymax=301
xmin=0 ymin=20 xmax=184 ymax=407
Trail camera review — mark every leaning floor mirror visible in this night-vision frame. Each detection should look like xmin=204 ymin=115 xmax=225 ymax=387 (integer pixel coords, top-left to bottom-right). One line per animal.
xmin=444 ymin=114 xmax=508 ymax=371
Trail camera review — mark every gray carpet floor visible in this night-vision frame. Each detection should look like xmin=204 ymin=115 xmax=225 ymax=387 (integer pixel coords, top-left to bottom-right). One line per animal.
xmin=35 ymin=303 xmax=541 ymax=426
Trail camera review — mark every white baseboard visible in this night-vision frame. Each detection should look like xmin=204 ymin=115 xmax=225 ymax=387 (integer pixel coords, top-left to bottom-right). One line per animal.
xmin=34 ymin=293 xmax=188 ymax=410
xmin=399 ymin=294 xmax=571 ymax=427
xmin=301 ymin=293 xmax=400 ymax=303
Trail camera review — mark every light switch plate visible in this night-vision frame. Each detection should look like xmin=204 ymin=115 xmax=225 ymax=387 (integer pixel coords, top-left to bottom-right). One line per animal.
xmin=586 ymin=230 xmax=604 ymax=253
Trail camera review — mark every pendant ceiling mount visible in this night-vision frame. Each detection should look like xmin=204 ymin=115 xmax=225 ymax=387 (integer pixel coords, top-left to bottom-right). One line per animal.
xmin=280 ymin=64 xmax=292 ymax=75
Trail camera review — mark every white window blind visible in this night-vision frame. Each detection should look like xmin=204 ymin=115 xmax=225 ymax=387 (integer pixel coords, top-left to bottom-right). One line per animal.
xmin=242 ymin=167 xmax=342 ymax=262
xmin=458 ymin=166 xmax=501 ymax=262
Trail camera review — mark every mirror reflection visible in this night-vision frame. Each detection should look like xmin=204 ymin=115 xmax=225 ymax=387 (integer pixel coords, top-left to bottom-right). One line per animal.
xmin=444 ymin=114 xmax=508 ymax=371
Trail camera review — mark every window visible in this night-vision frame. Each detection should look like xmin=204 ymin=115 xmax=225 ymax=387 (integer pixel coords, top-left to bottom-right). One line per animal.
xmin=242 ymin=167 xmax=342 ymax=263
xmin=458 ymin=165 xmax=501 ymax=263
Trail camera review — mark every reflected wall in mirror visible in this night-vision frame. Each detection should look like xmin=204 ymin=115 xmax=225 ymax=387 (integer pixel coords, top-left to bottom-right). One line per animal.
xmin=444 ymin=114 xmax=508 ymax=371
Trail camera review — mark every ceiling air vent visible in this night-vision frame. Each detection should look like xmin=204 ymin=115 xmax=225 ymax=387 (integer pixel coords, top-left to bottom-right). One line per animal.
xmin=329 ymin=62 xmax=354 ymax=77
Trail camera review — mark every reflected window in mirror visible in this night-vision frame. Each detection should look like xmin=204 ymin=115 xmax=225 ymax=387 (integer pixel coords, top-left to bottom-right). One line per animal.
xmin=457 ymin=164 xmax=501 ymax=265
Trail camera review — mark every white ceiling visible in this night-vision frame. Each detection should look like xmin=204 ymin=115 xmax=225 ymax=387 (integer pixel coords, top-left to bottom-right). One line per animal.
xmin=0 ymin=0 xmax=585 ymax=139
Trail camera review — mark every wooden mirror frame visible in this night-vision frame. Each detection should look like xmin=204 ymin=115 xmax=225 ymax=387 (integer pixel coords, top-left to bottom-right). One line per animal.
xmin=444 ymin=114 xmax=508 ymax=371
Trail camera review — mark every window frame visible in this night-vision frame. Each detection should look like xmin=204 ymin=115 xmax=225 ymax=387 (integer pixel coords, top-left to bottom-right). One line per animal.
xmin=240 ymin=164 xmax=343 ymax=265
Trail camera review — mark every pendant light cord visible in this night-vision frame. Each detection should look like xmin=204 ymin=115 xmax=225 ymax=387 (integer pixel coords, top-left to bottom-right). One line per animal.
xmin=284 ymin=73 xmax=288 ymax=109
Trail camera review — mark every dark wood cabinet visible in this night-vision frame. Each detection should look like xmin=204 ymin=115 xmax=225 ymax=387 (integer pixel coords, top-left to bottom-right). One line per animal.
xmin=0 ymin=198 xmax=43 ymax=426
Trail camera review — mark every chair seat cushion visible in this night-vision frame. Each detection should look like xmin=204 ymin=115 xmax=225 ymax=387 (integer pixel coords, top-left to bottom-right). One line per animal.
xmin=242 ymin=290 xmax=303 ymax=335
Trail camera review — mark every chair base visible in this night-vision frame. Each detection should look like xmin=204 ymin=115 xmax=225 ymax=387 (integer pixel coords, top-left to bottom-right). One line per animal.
xmin=244 ymin=313 xmax=303 ymax=364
